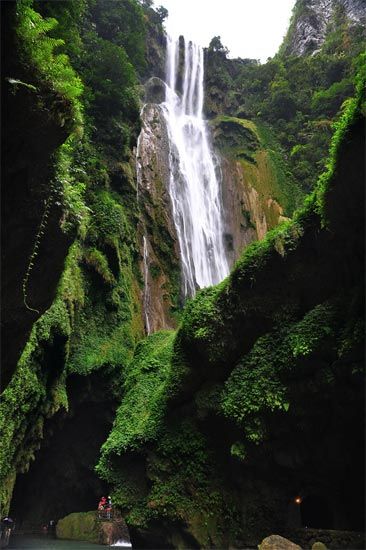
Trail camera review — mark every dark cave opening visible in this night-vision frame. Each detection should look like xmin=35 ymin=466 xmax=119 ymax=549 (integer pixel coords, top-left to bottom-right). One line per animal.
xmin=10 ymin=370 xmax=119 ymax=528
xmin=300 ymin=494 xmax=333 ymax=529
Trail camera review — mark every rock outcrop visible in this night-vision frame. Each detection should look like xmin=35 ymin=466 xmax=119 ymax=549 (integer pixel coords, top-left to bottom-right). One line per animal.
xmin=211 ymin=116 xmax=293 ymax=268
xmin=56 ymin=511 xmax=131 ymax=546
xmin=281 ymin=0 xmax=366 ymax=57
xmin=259 ymin=534 xmax=301 ymax=550
xmin=137 ymin=102 xmax=180 ymax=331
xmin=137 ymin=104 xmax=296 ymax=331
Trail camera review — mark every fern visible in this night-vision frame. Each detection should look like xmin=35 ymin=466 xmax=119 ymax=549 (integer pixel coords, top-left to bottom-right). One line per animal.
xmin=16 ymin=0 xmax=83 ymax=125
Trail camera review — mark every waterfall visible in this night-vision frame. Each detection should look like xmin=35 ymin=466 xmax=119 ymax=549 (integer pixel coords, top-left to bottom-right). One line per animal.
xmin=161 ymin=35 xmax=229 ymax=298
xmin=142 ymin=235 xmax=151 ymax=335
xmin=136 ymin=111 xmax=152 ymax=335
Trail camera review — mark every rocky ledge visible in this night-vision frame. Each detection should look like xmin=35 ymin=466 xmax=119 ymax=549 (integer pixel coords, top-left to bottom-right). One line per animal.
xmin=56 ymin=510 xmax=131 ymax=546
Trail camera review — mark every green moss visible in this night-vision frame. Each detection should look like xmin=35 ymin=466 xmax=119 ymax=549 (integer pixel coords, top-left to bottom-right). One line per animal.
xmin=177 ymin=221 xmax=304 ymax=366
xmin=254 ymin=122 xmax=303 ymax=216
xmin=221 ymin=303 xmax=336 ymax=442
xmin=103 ymin=418 xmax=240 ymax=547
xmin=0 ymin=295 xmax=71 ymax=508
xmin=88 ymin=189 xmax=130 ymax=245
xmin=83 ymin=247 xmax=116 ymax=285
xmin=210 ymin=115 xmax=260 ymax=162
xmin=232 ymin=220 xmax=302 ymax=279
xmin=97 ymin=331 xmax=179 ymax=459
xmin=0 ymin=177 xmax=143 ymax=510
xmin=67 ymin=243 xmax=141 ymax=375
xmin=211 ymin=115 xmax=303 ymax=218
xmin=315 ymin=60 xmax=366 ymax=225
xmin=16 ymin=0 xmax=84 ymax=128
xmin=0 ymin=472 xmax=17 ymax=516
xmin=56 ymin=511 xmax=99 ymax=543
xmin=58 ymin=242 xmax=85 ymax=311
xmin=230 ymin=441 xmax=247 ymax=461
xmin=2 ymin=0 xmax=149 ymax=520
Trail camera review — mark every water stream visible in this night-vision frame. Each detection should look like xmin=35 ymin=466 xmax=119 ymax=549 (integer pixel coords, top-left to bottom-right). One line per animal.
xmin=8 ymin=535 xmax=106 ymax=549
xmin=8 ymin=535 xmax=132 ymax=549
xmin=142 ymin=235 xmax=151 ymax=334
xmin=161 ymin=35 xmax=229 ymax=297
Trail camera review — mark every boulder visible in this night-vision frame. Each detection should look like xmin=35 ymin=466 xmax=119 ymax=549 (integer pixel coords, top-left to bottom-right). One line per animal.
xmin=56 ymin=510 xmax=130 ymax=546
xmin=144 ymin=77 xmax=167 ymax=104
xmin=312 ymin=543 xmax=327 ymax=550
xmin=259 ymin=534 xmax=302 ymax=550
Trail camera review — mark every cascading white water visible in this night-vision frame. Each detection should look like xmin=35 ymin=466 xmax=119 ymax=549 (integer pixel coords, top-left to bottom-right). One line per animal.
xmin=142 ymin=235 xmax=151 ymax=335
xmin=162 ymin=35 xmax=229 ymax=297
xmin=110 ymin=539 xmax=132 ymax=547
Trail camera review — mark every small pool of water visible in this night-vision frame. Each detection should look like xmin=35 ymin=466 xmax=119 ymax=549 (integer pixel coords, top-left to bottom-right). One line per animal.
xmin=8 ymin=534 xmax=107 ymax=549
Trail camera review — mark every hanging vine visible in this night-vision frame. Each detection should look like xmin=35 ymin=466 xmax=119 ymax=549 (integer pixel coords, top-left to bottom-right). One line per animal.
xmin=22 ymin=193 xmax=54 ymax=314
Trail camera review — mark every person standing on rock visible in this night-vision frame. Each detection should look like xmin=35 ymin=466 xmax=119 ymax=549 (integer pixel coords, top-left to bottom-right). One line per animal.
xmin=98 ymin=496 xmax=107 ymax=519
xmin=106 ymin=496 xmax=113 ymax=520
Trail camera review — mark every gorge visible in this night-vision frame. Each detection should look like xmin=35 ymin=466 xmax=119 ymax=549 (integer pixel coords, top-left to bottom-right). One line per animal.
xmin=1 ymin=1 xmax=365 ymax=549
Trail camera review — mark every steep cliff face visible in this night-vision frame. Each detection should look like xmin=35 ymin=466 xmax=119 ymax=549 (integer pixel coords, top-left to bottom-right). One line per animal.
xmin=210 ymin=116 xmax=297 ymax=267
xmin=280 ymin=0 xmax=366 ymax=56
xmin=2 ymin=0 xmax=364 ymax=545
xmin=137 ymin=97 xmax=180 ymax=332
xmin=1 ymin=0 xmax=145 ymax=519
xmin=1 ymin=2 xmax=73 ymax=390
xmin=204 ymin=5 xmax=364 ymax=197
xmin=136 ymin=81 xmax=296 ymax=330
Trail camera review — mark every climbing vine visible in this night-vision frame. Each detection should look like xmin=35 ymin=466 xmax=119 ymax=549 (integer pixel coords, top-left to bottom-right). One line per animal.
xmin=22 ymin=194 xmax=53 ymax=313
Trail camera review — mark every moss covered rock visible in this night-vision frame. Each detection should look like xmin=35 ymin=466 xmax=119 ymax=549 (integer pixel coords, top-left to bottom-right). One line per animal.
xmin=56 ymin=511 xmax=130 ymax=545
xmin=312 ymin=542 xmax=327 ymax=550
xmin=259 ymin=535 xmax=301 ymax=550
xmin=56 ymin=511 xmax=100 ymax=543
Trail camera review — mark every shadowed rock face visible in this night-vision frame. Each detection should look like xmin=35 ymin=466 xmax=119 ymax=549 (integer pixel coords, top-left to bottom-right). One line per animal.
xmin=10 ymin=370 xmax=119 ymax=526
xmin=144 ymin=77 xmax=167 ymax=104
xmin=1 ymin=3 xmax=72 ymax=389
xmin=283 ymin=0 xmax=366 ymax=56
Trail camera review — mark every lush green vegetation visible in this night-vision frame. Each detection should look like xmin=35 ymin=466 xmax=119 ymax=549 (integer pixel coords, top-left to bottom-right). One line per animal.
xmin=56 ymin=511 xmax=100 ymax=543
xmin=16 ymin=0 xmax=84 ymax=127
xmin=95 ymin=70 xmax=365 ymax=544
xmin=3 ymin=0 xmax=364 ymax=544
xmin=0 ymin=0 xmax=150 ymax=513
xmin=205 ymin=6 xmax=364 ymax=193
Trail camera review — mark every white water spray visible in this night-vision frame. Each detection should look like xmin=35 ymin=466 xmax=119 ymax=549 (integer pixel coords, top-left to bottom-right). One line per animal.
xmin=110 ymin=540 xmax=132 ymax=547
xmin=162 ymin=35 xmax=229 ymax=297
xmin=142 ymin=235 xmax=151 ymax=334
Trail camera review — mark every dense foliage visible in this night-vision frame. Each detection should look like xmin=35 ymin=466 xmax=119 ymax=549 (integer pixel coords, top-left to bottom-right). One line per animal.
xmin=96 ymin=72 xmax=365 ymax=545
xmin=0 ymin=0 xmax=150 ymax=512
xmin=2 ymin=0 xmax=364 ymax=546
xmin=205 ymin=6 xmax=364 ymax=193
